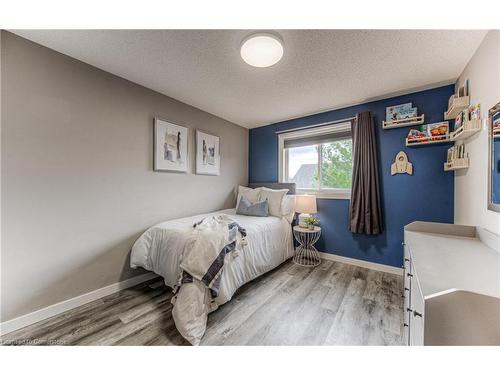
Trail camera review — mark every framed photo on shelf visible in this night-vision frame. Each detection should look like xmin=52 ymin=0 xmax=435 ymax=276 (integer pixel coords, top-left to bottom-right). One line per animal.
xmin=153 ymin=118 xmax=189 ymax=173
xmin=196 ymin=130 xmax=220 ymax=175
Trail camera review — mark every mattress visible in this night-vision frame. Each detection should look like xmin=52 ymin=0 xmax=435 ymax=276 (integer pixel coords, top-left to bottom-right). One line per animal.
xmin=130 ymin=208 xmax=294 ymax=303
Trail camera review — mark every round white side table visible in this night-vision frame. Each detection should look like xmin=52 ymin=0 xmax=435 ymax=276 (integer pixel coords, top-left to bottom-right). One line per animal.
xmin=293 ymin=225 xmax=321 ymax=267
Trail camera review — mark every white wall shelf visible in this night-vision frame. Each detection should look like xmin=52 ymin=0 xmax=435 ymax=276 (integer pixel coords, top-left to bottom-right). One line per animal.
xmin=444 ymin=96 xmax=470 ymax=120
xmin=382 ymin=115 xmax=425 ymax=129
xmin=450 ymin=119 xmax=482 ymax=141
xmin=444 ymin=158 xmax=469 ymax=171
xmin=406 ymin=136 xmax=451 ymax=147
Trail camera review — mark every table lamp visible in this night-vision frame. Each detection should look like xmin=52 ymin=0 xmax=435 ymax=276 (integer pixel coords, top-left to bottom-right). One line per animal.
xmin=295 ymin=194 xmax=317 ymax=228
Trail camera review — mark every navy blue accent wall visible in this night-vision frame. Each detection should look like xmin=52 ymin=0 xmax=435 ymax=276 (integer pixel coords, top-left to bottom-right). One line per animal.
xmin=249 ymin=85 xmax=455 ymax=267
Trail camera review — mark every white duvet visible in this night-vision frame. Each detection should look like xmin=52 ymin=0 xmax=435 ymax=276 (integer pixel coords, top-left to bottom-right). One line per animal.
xmin=130 ymin=208 xmax=294 ymax=344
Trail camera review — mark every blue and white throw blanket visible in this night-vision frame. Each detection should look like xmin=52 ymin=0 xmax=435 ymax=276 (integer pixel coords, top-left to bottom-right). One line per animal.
xmin=171 ymin=214 xmax=247 ymax=345
xmin=177 ymin=215 xmax=246 ymax=297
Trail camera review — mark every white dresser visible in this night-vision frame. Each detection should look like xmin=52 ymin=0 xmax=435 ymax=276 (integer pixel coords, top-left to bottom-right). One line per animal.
xmin=403 ymin=221 xmax=500 ymax=345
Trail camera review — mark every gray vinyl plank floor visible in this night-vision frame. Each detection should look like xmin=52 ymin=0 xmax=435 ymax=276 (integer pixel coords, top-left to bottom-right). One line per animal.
xmin=0 ymin=260 xmax=404 ymax=346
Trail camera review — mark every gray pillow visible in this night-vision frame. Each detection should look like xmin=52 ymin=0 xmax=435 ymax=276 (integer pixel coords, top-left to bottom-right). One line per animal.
xmin=236 ymin=196 xmax=269 ymax=217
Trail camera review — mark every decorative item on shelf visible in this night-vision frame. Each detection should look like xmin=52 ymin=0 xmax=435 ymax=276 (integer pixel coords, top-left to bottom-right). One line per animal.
xmin=450 ymin=103 xmax=482 ymax=141
xmin=457 ymin=79 xmax=469 ymax=98
xmin=448 ymin=143 xmax=468 ymax=162
xmin=448 ymin=93 xmax=458 ymax=109
xmin=386 ymin=103 xmax=417 ymax=121
xmin=469 ymin=103 xmax=481 ymax=120
xmin=444 ymin=144 xmax=469 ymax=171
xmin=295 ymin=194 xmax=317 ymax=228
xmin=303 ymin=215 xmax=320 ymax=230
xmin=383 ymin=103 xmax=423 ymax=129
xmin=444 ymin=158 xmax=470 ymax=171
xmin=391 ymin=151 xmax=413 ymax=175
xmin=445 ymin=80 xmax=470 ymax=120
xmin=405 ymin=122 xmax=450 ymax=147
xmin=454 ymin=111 xmax=463 ymax=131
xmin=445 ymin=96 xmax=470 ymax=120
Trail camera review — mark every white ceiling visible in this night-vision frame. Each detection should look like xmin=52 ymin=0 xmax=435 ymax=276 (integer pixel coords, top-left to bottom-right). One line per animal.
xmin=12 ymin=30 xmax=486 ymax=128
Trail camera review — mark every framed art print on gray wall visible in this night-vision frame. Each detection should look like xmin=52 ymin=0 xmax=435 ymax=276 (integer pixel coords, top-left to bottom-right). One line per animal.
xmin=154 ymin=118 xmax=189 ymax=172
xmin=196 ymin=130 xmax=220 ymax=175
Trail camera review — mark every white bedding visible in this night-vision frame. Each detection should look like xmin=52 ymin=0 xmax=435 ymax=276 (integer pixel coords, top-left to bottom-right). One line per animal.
xmin=130 ymin=208 xmax=294 ymax=343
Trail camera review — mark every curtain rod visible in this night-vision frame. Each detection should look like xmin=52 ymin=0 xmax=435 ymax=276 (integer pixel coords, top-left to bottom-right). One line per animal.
xmin=274 ymin=116 xmax=356 ymax=134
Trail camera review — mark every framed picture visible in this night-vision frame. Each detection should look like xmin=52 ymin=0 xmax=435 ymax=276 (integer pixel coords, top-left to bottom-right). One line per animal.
xmin=154 ymin=118 xmax=189 ymax=173
xmin=196 ymin=130 xmax=220 ymax=175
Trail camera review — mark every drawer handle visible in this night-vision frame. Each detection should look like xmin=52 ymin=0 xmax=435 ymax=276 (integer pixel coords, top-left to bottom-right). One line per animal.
xmin=403 ymin=323 xmax=408 ymax=327
xmin=404 ymin=287 xmax=410 ymax=291
xmin=407 ymin=272 xmax=413 ymax=278
xmin=407 ymin=308 xmax=413 ymax=313
xmin=404 ymin=257 xmax=410 ymax=262
xmin=413 ymin=311 xmax=423 ymax=318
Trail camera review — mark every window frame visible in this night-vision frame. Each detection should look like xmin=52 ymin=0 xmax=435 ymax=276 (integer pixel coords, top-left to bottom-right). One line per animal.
xmin=278 ymin=122 xmax=352 ymax=199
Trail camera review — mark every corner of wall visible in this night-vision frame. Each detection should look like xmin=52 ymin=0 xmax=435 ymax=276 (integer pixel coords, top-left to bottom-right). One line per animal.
xmin=454 ymin=30 xmax=500 ymax=234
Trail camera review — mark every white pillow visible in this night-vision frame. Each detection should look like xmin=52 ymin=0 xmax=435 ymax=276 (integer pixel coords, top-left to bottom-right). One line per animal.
xmin=236 ymin=185 xmax=262 ymax=206
xmin=281 ymin=195 xmax=296 ymax=223
xmin=259 ymin=187 xmax=289 ymax=217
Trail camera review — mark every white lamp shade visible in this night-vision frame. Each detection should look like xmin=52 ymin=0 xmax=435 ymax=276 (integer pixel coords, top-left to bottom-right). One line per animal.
xmin=295 ymin=194 xmax=317 ymax=214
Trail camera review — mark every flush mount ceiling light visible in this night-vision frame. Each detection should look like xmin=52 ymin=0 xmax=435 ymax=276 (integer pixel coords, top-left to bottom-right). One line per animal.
xmin=240 ymin=33 xmax=284 ymax=68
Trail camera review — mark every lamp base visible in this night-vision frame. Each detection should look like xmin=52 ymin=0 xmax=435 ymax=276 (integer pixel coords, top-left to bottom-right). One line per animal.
xmin=298 ymin=213 xmax=311 ymax=228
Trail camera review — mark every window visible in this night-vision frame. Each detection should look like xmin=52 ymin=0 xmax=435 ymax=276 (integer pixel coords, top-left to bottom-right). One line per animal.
xmin=278 ymin=122 xmax=353 ymax=199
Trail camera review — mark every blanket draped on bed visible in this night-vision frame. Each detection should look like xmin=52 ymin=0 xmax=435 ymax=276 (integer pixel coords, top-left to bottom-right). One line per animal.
xmin=171 ymin=214 xmax=247 ymax=345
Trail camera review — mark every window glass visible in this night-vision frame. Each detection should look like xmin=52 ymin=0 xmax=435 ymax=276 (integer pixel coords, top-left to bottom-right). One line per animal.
xmin=288 ymin=145 xmax=318 ymax=189
xmin=320 ymin=139 xmax=353 ymax=189
xmin=279 ymin=122 xmax=353 ymax=196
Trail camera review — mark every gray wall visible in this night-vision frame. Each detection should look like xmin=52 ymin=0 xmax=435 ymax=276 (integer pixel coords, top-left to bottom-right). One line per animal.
xmin=0 ymin=31 xmax=248 ymax=322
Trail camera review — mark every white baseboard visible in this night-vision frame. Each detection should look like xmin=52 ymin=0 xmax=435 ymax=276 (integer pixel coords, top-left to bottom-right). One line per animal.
xmin=319 ymin=252 xmax=403 ymax=276
xmin=0 ymin=272 xmax=158 ymax=336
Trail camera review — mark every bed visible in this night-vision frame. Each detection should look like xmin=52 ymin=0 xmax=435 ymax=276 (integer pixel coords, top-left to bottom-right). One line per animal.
xmin=130 ymin=182 xmax=296 ymax=345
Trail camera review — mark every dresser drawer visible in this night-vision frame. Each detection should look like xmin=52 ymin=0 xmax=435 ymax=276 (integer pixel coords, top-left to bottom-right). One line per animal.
xmin=402 ymin=242 xmax=411 ymax=345
xmin=409 ymin=275 xmax=425 ymax=346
